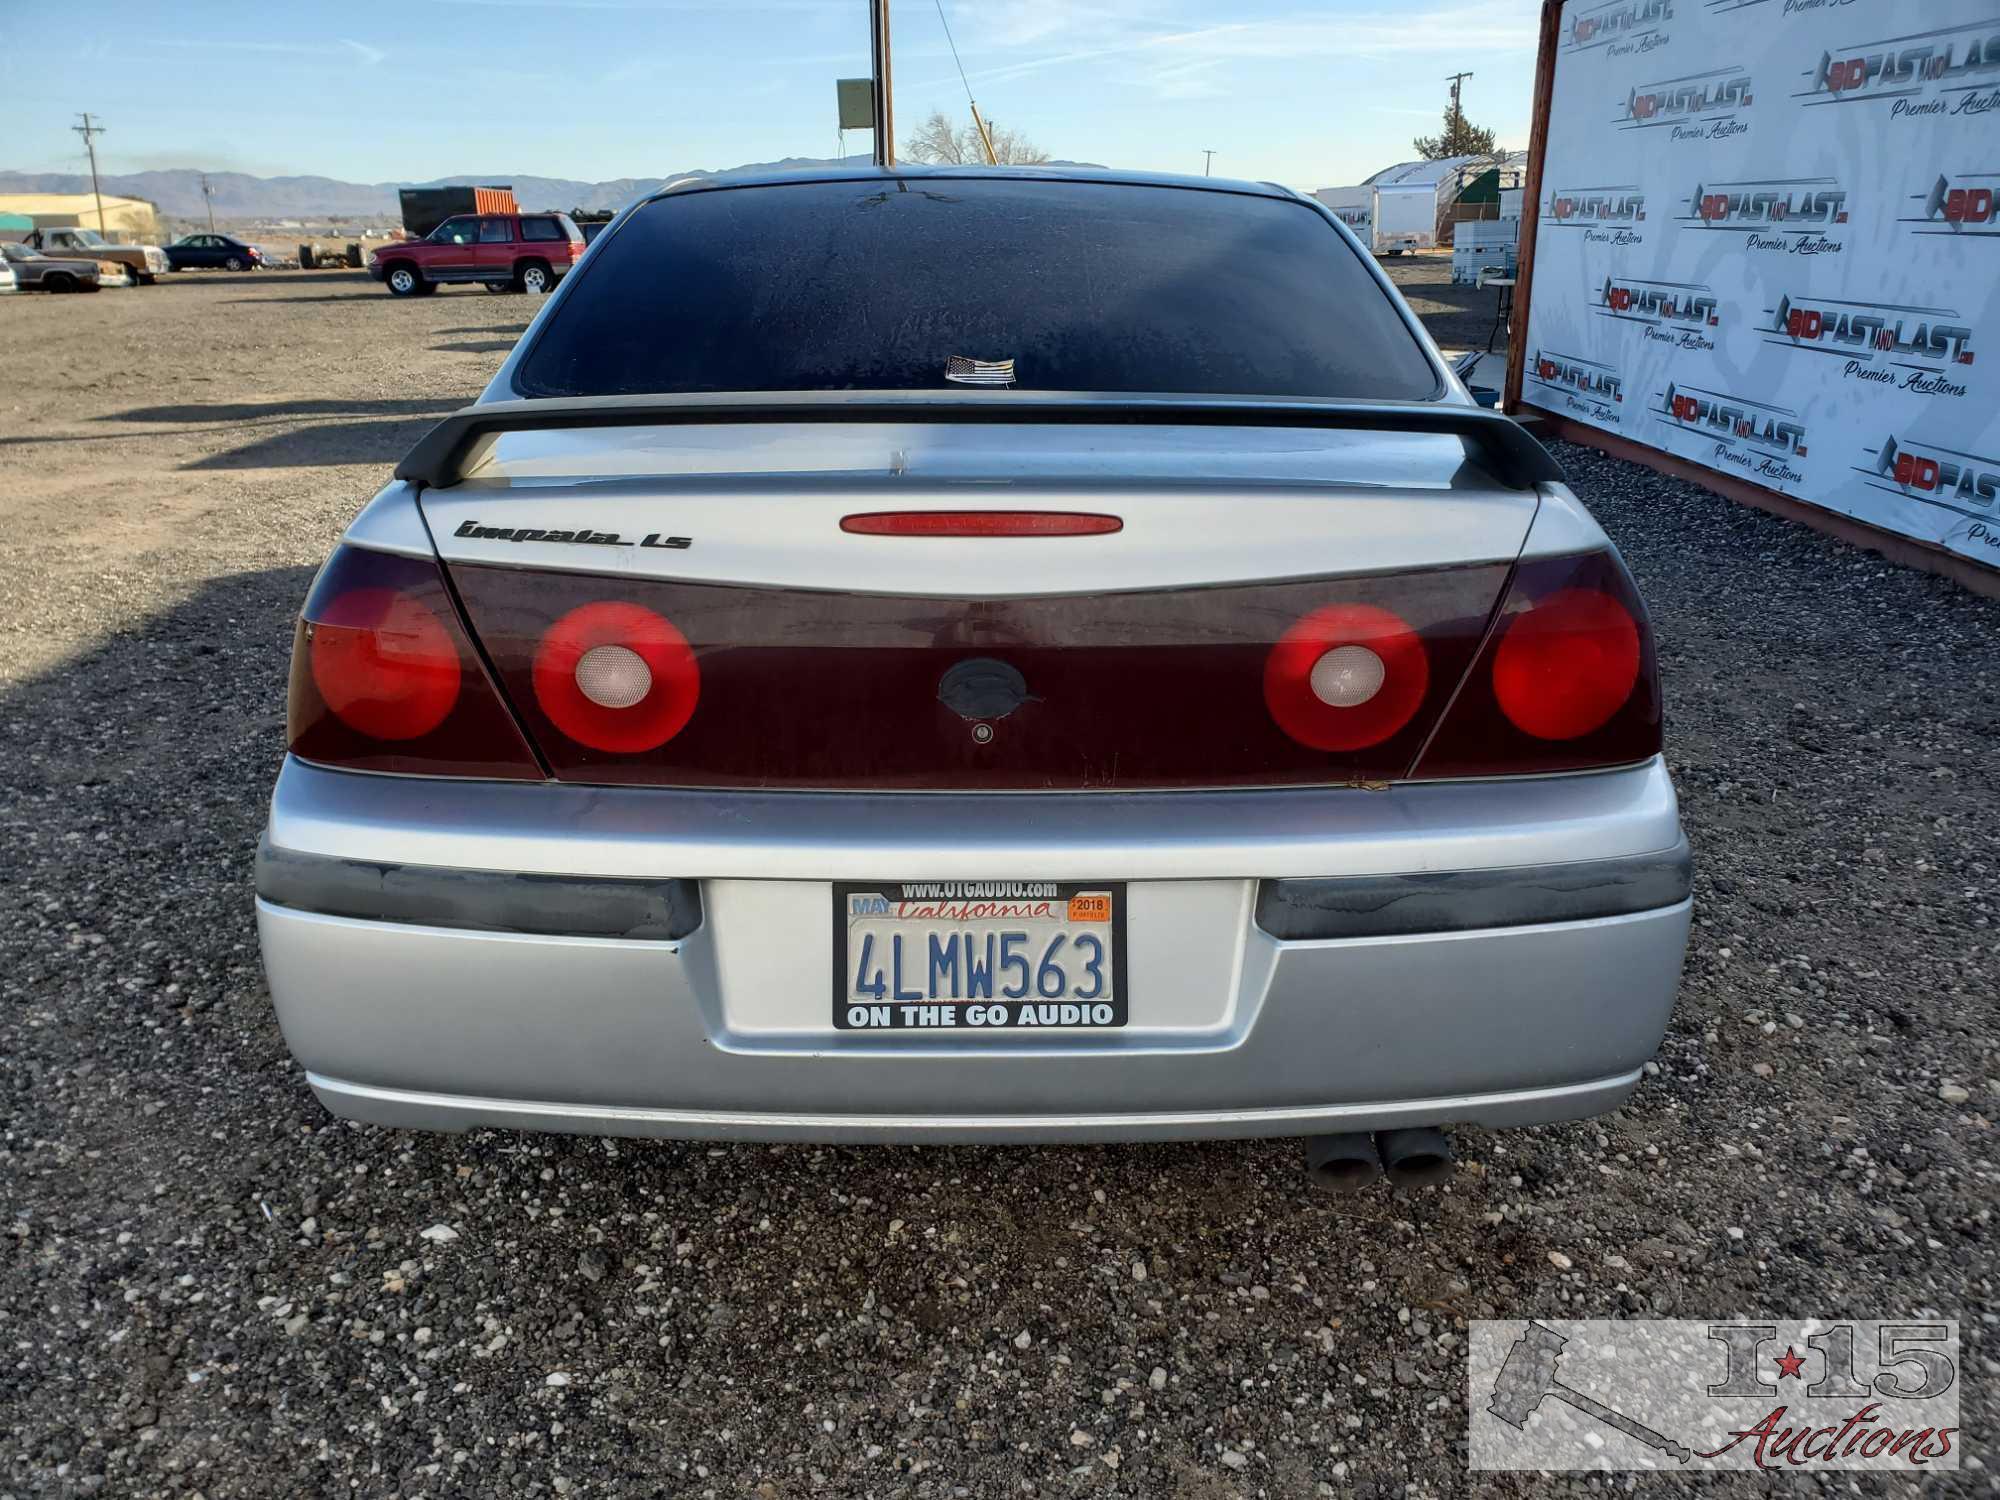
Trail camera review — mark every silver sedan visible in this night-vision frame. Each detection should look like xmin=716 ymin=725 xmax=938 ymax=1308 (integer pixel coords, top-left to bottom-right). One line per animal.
xmin=256 ymin=168 xmax=1689 ymax=1192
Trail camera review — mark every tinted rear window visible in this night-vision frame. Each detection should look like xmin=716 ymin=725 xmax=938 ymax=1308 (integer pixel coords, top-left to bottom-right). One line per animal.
xmin=520 ymin=216 xmax=564 ymax=242
xmin=514 ymin=178 xmax=1438 ymax=400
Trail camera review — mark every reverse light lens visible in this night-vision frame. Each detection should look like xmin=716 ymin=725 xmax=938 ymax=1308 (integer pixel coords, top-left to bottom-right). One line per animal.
xmin=1309 ymin=645 xmax=1386 ymax=708
xmin=532 ymin=601 xmax=699 ymax=753
xmin=308 ymin=586 xmax=461 ymax=740
xmin=1264 ymin=604 xmax=1428 ymax=751
xmin=1492 ymin=587 xmax=1641 ymax=740
xmin=575 ymin=643 xmax=653 ymax=708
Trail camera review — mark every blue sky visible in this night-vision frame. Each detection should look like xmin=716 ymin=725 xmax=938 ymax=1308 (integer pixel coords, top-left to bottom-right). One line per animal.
xmin=1 ymin=0 xmax=1540 ymax=191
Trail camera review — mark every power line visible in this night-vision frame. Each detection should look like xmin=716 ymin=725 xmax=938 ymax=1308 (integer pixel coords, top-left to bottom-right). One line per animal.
xmin=73 ymin=113 xmax=108 ymax=233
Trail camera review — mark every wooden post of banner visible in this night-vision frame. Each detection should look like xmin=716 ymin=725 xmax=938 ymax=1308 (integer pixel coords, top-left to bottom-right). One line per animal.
xmin=1505 ymin=0 xmax=1565 ymax=413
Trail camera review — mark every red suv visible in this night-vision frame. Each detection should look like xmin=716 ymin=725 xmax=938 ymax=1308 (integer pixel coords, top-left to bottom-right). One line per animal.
xmin=370 ymin=213 xmax=586 ymax=297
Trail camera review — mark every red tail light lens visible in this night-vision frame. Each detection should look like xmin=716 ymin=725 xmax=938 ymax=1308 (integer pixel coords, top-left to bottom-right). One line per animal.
xmin=1412 ymin=549 xmax=1660 ymax=779
xmin=531 ymin=601 xmax=700 ymax=753
xmin=1491 ymin=587 xmax=1640 ymax=740
xmin=288 ymin=546 xmax=542 ymax=780
xmin=1263 ymin=604 xmax=1428 ymax=751
xmin=309 ymin=587 xmax=461 ymax=740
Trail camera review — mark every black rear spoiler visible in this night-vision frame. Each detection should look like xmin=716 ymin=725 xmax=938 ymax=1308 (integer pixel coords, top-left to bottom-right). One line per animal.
xmin=395 ymin=391 xmax=1565 ymax=491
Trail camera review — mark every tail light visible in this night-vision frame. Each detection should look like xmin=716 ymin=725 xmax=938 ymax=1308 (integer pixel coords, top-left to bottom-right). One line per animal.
xmin=1411 ymin=549 xmax=1660 ymax=779
xmin=287 ymin=546 xmax=542 ymax=779
xmin=445 ymin=561 xmax=1512 ymax=789
xmin=1262 ymin=603 xmax=1429 ymax=751
xmin=530 ymin=601 xmax=700 ymax=752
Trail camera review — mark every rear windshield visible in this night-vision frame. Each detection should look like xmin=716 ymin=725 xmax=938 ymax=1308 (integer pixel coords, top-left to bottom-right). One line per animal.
xmin=513 ymin=177 xmax=1439 ymax=400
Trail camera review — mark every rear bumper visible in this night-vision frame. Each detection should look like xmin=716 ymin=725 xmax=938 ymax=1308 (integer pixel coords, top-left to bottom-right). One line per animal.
xmin=257 ymin=756 xmax=1691 ymax=1142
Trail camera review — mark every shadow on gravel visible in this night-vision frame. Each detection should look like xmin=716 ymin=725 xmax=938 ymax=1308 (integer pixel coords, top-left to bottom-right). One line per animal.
xmin=17 ymin=397 xmax=463 ymax=469
xmin=438 ymin=323 xmax=531 ymax=336
xmin=0 ymin=398 xmax=463 ymax=464
xmin=101 ymin=398 xmax=463 ymax=425
xmin=432 ymin=339 xmax=520 ymax=355
xmin=221 ymin=291 xmax=391 ymax=305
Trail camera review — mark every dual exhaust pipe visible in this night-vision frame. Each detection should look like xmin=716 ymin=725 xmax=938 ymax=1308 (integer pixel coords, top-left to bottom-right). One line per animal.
xmin=1305 ymin=1127 xmax=1455 ymax=1194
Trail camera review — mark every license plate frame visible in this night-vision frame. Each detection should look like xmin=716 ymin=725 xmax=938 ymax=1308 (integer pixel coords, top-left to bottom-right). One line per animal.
xmin=831 ymin=881 xmax=1128 ymax=1031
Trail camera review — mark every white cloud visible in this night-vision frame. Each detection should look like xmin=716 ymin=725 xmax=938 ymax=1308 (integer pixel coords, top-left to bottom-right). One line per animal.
xmin=340 ymin=39 xmax=387 ymax=66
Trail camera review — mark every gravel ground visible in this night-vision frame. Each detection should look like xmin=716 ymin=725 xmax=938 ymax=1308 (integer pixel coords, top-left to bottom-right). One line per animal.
xmin=1 ymin=267 xmax=1996 ymax=1499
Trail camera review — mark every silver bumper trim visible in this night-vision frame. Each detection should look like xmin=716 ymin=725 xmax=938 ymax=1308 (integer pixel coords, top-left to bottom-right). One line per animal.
xmin=306 ymin=1066 xmax=1643 ymax=1144
xmin=1255 ymin=836 xmax=1692 ymax=939
xmin=267 ymin=754 xmax=1682 ymax=881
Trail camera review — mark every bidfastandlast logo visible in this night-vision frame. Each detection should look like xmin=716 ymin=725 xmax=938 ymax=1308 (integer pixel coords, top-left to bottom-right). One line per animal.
xmin=1657 ymin=381 xmax=1809 ymax=485
xmin=1618 ymin=65 xmax=1753 ymax=141
xmin=1901 ymin=172 xmax=2000 ymax=235
xmin=1527 ymin=350 xmax=1625 ymax=423
xmin=1568 ymin=0 xmax=1673 ymax=55
xmin=1764 ymin=293 xmax=1975 ymax=398
xmin=1678 ymin=177 xmax=1847 ymax=255
xmin=1544 ymin=186 xmax=1647 ymax=247
xmin=1469 ymin=1320 xmax=1960 ymax=1472
xmin=1595 ymin=274 xmax=1722 ymax=351
xmin=1798 ymin=17 xmax=2000 ymax=120
xmin=1858 ymin=434 xmax=2000 ymax=514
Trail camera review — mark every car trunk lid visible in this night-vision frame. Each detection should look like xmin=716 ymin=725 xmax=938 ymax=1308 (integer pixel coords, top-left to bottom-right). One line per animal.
xmin=413 ymin=409 xmax=1544 ymax=790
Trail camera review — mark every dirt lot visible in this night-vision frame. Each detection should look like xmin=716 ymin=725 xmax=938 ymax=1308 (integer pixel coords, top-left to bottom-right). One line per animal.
xmin=1 ymin=267 xmax=1995 ymax=1499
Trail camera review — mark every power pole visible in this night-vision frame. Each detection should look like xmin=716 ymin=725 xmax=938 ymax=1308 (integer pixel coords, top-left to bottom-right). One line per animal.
xmin=201 ymin=172 xmax=217 ymax=233
xmin=868 ymin=0 xmax=895 ymax=166
xmin=1202 ymin=148 xmax=1216 ymax=177
xmin=1445 ymin=71 xmax=1474 ymax=139
xmin=73 ymin=113 xmax=108 ymax=233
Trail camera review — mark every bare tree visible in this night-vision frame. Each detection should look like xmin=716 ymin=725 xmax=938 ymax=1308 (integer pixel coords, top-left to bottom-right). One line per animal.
xmin=902 ymin=109 xmax=1051 ymax=166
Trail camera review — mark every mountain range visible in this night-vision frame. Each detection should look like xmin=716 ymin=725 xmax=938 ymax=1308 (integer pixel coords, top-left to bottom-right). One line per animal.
xmin=0 ymin=156 xmax=1099 ymax=221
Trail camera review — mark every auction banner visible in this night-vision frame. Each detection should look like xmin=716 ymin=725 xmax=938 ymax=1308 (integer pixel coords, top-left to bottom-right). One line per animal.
xmin=1516 ymin=0 xmax=2000 ymax=575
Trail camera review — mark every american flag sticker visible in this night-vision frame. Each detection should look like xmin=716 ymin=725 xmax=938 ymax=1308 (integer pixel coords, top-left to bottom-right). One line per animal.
xmin=945 ymin=355 xmax=1016 ymax=386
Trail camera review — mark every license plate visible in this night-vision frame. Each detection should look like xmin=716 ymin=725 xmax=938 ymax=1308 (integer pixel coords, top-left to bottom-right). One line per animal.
xmin=832 ymin=882 xmax=1127 ymax=1030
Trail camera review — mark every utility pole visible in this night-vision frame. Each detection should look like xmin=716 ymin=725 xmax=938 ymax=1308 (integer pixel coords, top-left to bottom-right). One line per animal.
xmin=868 ymin=0 xmax=894 ymax=166
xmin=1202 ymin=149 xmax=1216 ymax=177
xmin=73 ymin=113 xmax=108 ymax=233
xmin=1445 ymin=71 xmax=1474 ymax=137
xmin=200 ymin=172 xmax=217 ymax=233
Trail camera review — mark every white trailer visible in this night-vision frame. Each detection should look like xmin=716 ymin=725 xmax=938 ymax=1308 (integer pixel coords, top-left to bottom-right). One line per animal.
xmin=1369 ymin=184 xmax=1438 ymax=255
xmin=1311 ymin=186 xmax=1373 ymax=239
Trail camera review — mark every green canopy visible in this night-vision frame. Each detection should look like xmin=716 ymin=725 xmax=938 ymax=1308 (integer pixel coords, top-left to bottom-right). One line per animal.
xmin=1456 ymin=169 xmax=1503 ymax=206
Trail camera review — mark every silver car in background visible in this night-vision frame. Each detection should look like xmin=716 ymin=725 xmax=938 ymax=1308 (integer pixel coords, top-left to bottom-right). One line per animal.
xmin=0 ymin=241 xmax=102 ymax=292
xmin=256 ymin=168 xmax=1689 ymax=1190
